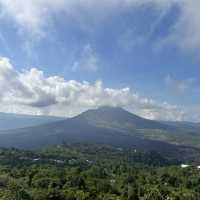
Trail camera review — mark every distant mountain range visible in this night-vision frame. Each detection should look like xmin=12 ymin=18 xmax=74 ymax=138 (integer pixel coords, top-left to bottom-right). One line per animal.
xmin=161 ymin=121 xmax=200 ymax=131
xmin=0 ymin=112 xmax=64 ymax=130
xmin=0 ymin=106 xmax=200 ymax=162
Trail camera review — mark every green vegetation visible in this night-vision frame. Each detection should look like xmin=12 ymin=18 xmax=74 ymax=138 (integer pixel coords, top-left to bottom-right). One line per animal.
xmin=136 ymin=128 xmax=200 ymax=148
xmin=0 ymin=144 xmax=199 ymax=199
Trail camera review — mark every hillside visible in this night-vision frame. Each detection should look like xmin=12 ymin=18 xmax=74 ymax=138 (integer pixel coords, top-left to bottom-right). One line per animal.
xmin=1 ymin=106 xmax=198 ymax=148
xmin=77 ymin=106 xmax=173 ymax=131
xmin=0 ymin=107 xmax=200 ymax=162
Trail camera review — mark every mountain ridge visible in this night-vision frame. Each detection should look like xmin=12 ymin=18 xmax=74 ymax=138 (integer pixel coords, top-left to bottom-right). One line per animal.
xmin=0 ymin=106 xmax=200 ymax=152
xmin=75 ymin=106 xmax=174 ymax=131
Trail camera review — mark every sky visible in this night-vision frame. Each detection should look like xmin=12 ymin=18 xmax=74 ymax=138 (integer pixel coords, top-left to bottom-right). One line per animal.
xmin=0 ymin=0 xmax=200 ymax=121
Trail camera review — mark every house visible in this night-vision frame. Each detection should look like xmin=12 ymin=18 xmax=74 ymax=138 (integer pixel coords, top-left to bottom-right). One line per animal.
xmin=180 ymin=164 xmax=189 ymax=168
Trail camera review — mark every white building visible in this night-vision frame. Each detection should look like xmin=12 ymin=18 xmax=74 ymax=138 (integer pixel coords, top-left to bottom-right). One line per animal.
xmin=180 ymin=164 xmax=189 ymax=168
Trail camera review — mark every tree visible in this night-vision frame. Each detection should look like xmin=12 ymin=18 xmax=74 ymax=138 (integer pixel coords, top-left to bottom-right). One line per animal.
xmin=143 ymin=187 xmax=163 ymax=200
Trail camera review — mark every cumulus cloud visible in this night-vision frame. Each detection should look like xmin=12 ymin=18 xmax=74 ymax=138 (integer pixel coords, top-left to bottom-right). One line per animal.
xmin=0 ymin=56 xmax=185 ymax=120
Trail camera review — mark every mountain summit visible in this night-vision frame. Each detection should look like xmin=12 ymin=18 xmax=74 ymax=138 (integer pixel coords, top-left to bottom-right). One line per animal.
xmin=0 ymin=106 xmax=200 ymax=152
xmin=75 ymin=106 xmax=171 ymax=131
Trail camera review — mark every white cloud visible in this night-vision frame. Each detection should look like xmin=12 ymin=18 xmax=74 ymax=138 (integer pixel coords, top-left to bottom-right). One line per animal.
xmin=0 ymin=56 xmax=186 ymax=120
xmin=0 ymin=0 xmax=58 ymax=38
xmin=72 ymin=44 xmax=99 ymax=72
xmin=165 ymin=1 xmax=200 ymax=52
xmin=0 ymin=0 xmax=200 ymax=51
xmin=0 ymin=0 xmax=141 ymax=38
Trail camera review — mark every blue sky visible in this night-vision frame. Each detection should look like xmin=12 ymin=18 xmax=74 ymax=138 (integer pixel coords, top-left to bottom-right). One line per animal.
xmin=0 ymin=0 xmax=200 ymax=121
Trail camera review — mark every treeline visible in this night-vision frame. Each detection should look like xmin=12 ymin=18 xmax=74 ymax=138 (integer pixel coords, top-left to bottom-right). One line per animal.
xmin=0 ymin=144 xmax=199 ymax=199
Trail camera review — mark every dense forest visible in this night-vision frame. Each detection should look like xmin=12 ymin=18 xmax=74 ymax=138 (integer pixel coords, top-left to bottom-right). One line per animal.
xmin=0 ymin=144 xmax=199 ymax=200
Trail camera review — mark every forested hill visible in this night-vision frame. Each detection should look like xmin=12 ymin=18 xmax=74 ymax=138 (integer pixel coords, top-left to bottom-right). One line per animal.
xmin=0 ymin=144 xmax=199 ymax=199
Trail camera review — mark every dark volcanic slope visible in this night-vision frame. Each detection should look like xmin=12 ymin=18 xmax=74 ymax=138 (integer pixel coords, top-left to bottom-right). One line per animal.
xmin=77 ymin=106 xmax=173 ymax=130
xmin=0 ymin=106 xmax=175 ymax=145
xmin=0 ymin=106 xmax=199 ymax=162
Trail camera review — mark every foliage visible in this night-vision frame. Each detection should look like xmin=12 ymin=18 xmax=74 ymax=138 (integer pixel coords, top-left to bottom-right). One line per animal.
xmin=0 ymin=144 xmax=199 ymax=199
